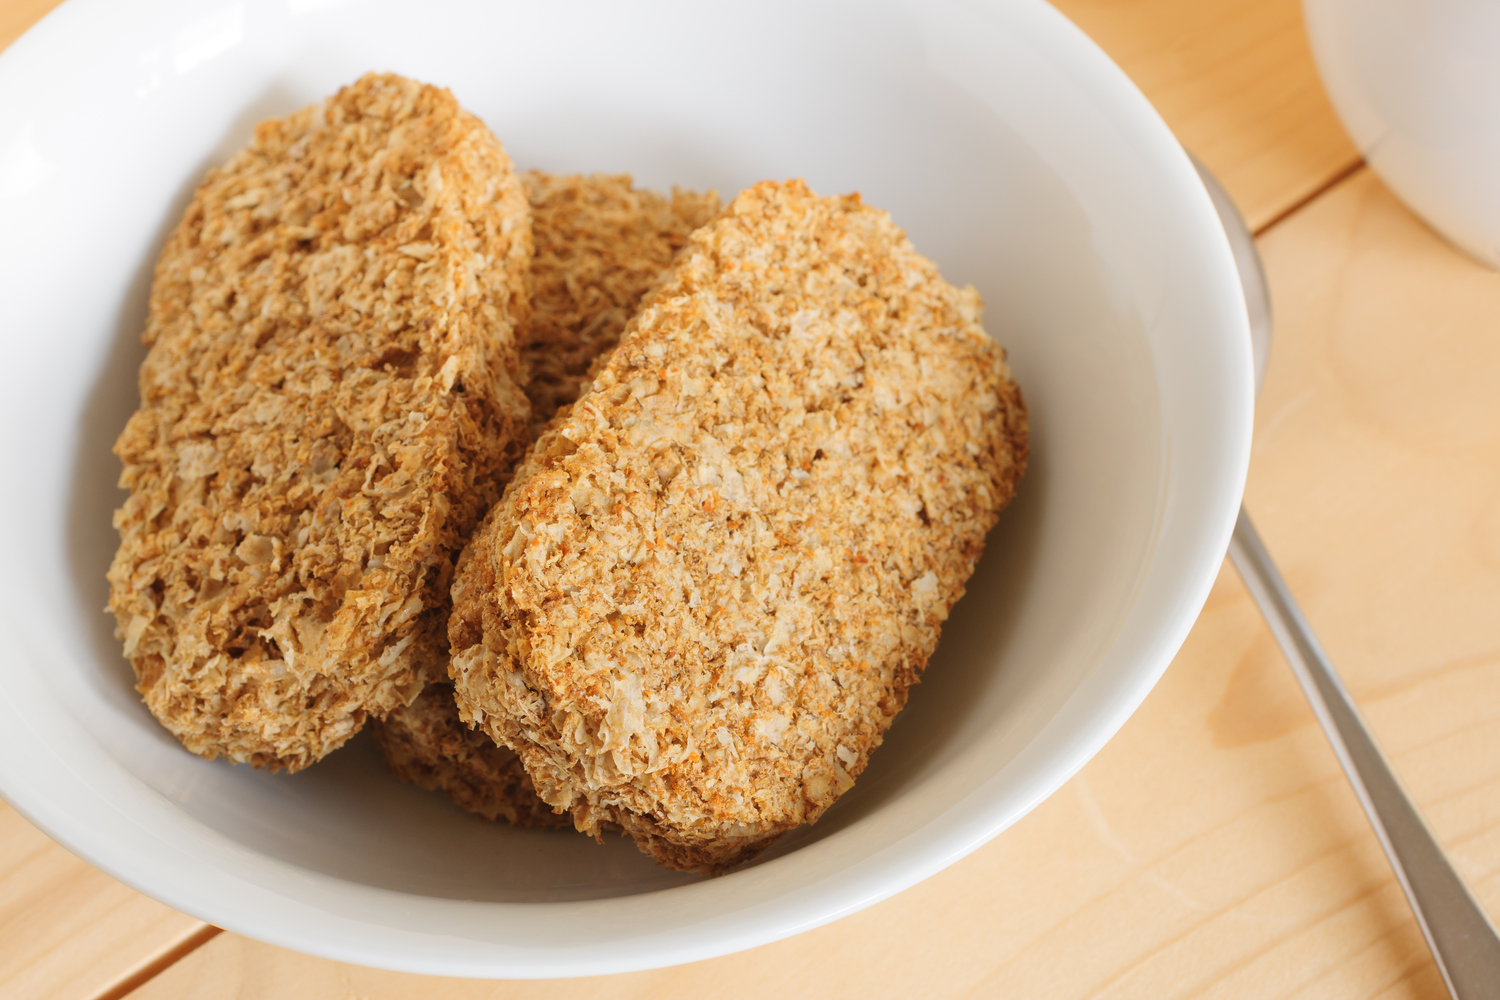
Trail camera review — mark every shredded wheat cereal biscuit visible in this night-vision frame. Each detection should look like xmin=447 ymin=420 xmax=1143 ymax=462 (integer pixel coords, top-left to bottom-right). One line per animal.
xmin=449 ymin=179 xmax=1028 ymax=872
xmin=376 ymin=683 xmax=569 ymax=827
xmin=375 ymin=173 xmax=718 ymax=817
xmin=107 ymin=73 xmax=532 ymax=771
xmin=519 ymin=172 xmax=721 ymax=433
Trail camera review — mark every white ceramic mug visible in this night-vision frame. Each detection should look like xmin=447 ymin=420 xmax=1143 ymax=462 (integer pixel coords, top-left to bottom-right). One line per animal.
xmin=1305 ymin=0 xmax=1500 ymax=269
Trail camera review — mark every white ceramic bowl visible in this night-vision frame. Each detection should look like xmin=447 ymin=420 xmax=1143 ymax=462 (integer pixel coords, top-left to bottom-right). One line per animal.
xmin=0 ymin=0 xmax=1251 ymax=978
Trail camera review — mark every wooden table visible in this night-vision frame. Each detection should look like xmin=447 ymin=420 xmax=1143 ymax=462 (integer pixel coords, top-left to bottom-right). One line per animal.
xmin=4 ymin=1 xmax=1498 ymax=997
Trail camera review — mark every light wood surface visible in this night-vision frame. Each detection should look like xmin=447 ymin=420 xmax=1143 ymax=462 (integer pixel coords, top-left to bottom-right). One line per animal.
xmin=123 ymin=170 xmax=1500 ymax=998
xmin=6 ymin=0 xmax=1495 ymax=997
xmin=0 ymin=801 xmax=212 ymax=1000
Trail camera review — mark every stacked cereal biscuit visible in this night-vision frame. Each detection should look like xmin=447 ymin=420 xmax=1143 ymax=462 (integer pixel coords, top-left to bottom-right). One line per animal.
xmin=370 ymin=171 xmax=721 ymax=826
xmin=110 ymin=74 xmax=1027 ymax=873
xmin=447 ymin=180 xmax=1027 ymax=871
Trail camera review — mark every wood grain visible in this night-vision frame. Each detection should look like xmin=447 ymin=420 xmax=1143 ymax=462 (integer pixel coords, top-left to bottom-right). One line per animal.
xmin=0 ymin=801 xmax=212 ymax=1000
xmin=124 ymin=170 xmax=1500 ymax=999
xmin=1047 ymin=0 xmax=1361 ymax=231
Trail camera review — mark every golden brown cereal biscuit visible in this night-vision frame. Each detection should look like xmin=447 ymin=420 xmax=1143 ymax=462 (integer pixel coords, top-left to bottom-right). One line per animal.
xmin=518 ymin=171 xmax=720 ymax=433
xmin=107 ymin=73 xmax=532 ymax=772
xmin=375 ymin=173 xmax=719 ymax=824
xmin=448 ymin=179 xmax=1028 ymax=873
xmin=374 ymin=683 xmax=569 ymax=827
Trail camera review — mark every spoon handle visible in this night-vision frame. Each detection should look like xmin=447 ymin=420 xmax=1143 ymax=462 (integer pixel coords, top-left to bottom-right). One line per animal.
xmin=1228 ymin=506 xmax=1500 ymax=999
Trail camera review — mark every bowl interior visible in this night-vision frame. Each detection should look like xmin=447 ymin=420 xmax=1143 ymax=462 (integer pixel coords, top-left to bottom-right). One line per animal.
xmin=0 ymin=0 xmax=1249 ymax=976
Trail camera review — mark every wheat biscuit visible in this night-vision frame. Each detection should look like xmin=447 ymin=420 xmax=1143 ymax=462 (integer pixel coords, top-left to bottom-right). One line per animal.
xmin=448 ymin=179 xmax=1028 ymax=872
xmin=376 ymin=683 xmax=569 ymax=827
xmin=519 ymin=171 xmax=720 ymax=433
xmin=107 ymin=73 xmax=532 ymax=771
xmin=374 ymin=173 xmax=718 ymax=817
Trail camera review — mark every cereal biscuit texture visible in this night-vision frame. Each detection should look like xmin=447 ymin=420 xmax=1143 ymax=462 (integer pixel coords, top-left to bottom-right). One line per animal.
xmin=374 ymin=173 xmax=718 ymax=817
xmin=108 ymin=73 xmax=532 ymax=771
xmin=519 ymin=171 xmax=721 ymax=432
xmin=449 ymin=179 xmax=1028 ymax=872
xmin=376 ymin=683 xmax=569 ymax=828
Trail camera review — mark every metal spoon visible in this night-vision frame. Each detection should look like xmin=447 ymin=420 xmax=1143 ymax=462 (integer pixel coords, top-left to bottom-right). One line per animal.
xmin=1193 ymin=156 xmax=1500 ymax=998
